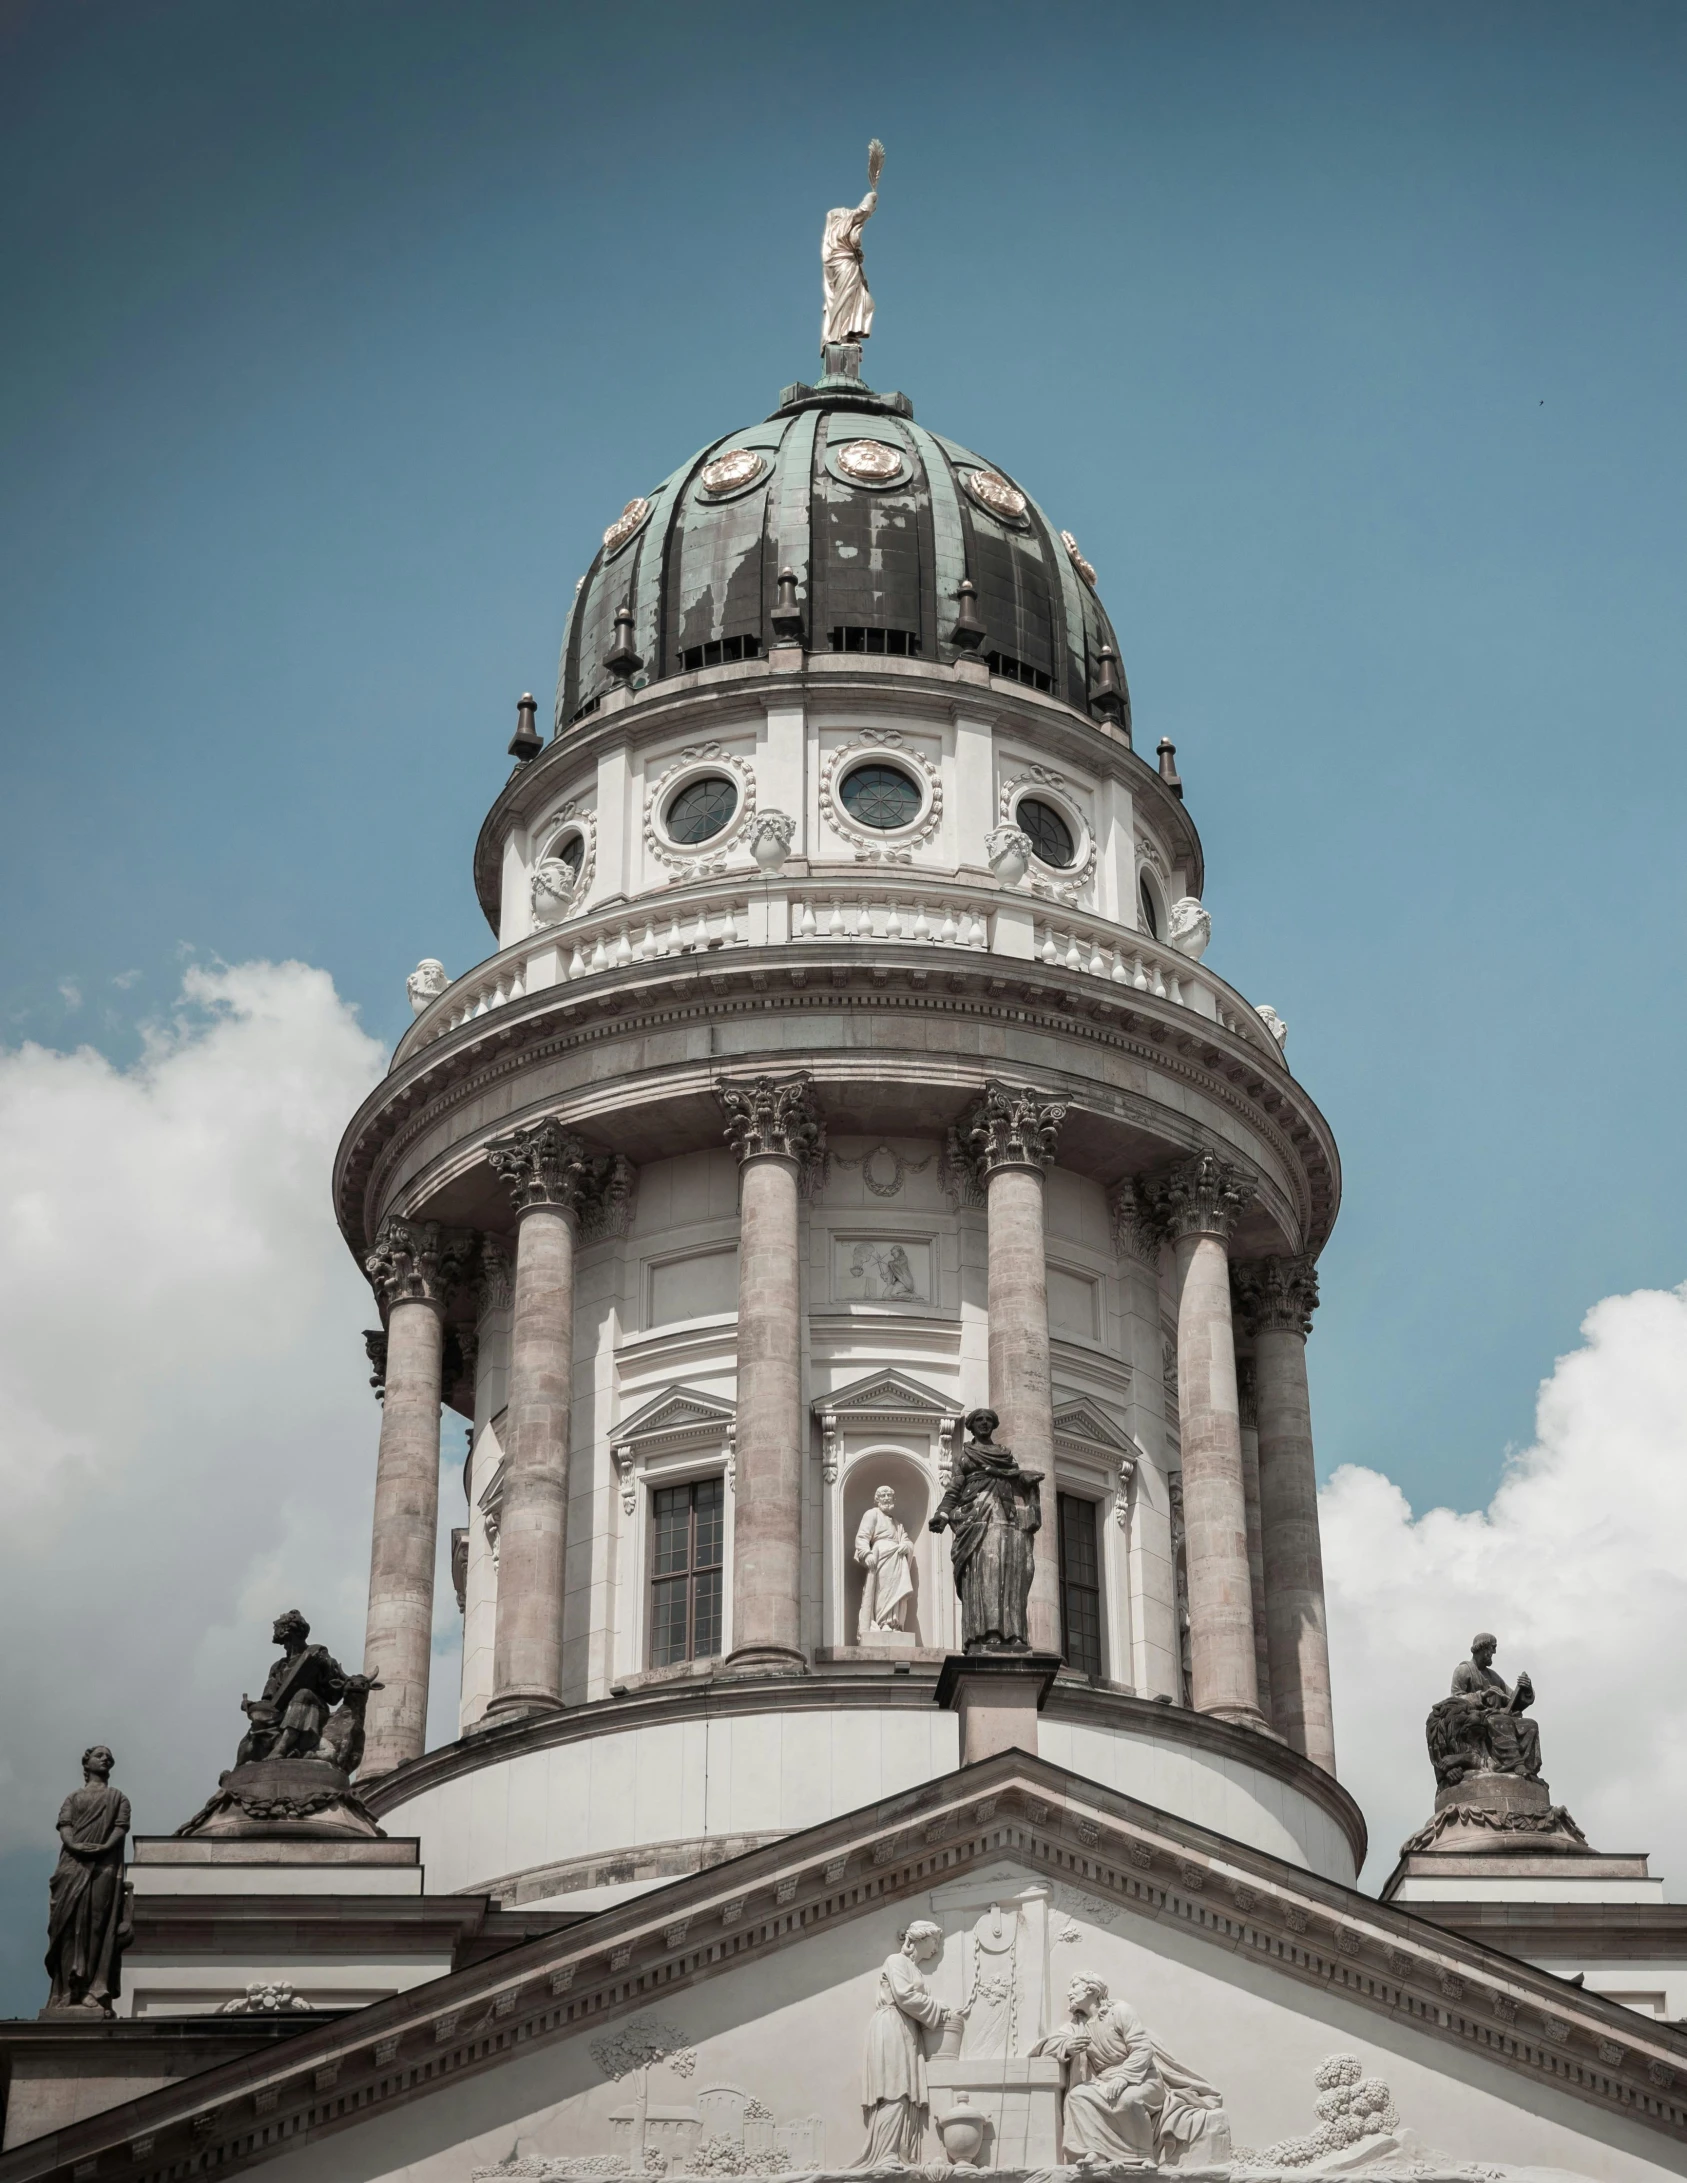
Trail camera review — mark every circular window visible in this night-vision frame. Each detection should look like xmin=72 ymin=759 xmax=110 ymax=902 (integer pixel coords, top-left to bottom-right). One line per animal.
xmin=840 ymin=763 xmax=922 ymax=831
xmin=546 ymin=833 xmax=585 ymax=878
xmin=1016 ymin=796 xmax=1076 ymax=869
xmin=1139 ymin=875 xmax=1160 ymax=940
xmin=665 ymin=774 xmax=738 ymax=845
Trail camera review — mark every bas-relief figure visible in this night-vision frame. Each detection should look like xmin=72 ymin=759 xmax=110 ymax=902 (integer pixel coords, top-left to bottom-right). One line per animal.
xmin=1032 ymin=1973 xmax=1231 ymax=2167
xmin=847 ymin=1241 xmax=919 ymax=1299
xmin=853 ymin=1486 xmax=915 ymax=1636
xmin=43 ymin=1746 xmax=131 ymax=2018
xmin=853 ymin=1920 xmax=958 ymax=2166
xmin=821 ymin=141 xmax=884 ymax=352
xmin=930 ymin=1407 xmax=1041 ymax=1653
xmin=1426 ymin=1631 xmax=1543 ymax=1789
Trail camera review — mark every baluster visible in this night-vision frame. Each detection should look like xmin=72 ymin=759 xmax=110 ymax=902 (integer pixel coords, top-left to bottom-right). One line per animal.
xmin=1087 ymin=938 xmax=1107 ymax=977
xmin=567 ymin=940 xmax=587 ymax=979
xmin=663 ymin=913 xmax=682 ymax=957
xmin=1039 ymin=926 xmax=1058 ymax=964
xmin=799 ymin=899 xmax=818 ymax=938
xmin=727 ymin=902 xmax=744 ymax=945
xmin=1111 ymin=946 xmax=1130 ymax=984
xmin=912 ymin=903 xmax=931 ymax=942
xmin=692 ymin=908 xmax=711 ymax=952
xmin=639 ymin=920 xmax=658 ymax=960
xmin=1167 ymin=971 xmax=1184 ymax=1005
xmin=827 ymin=899 xmax=845 ymax=938
xmin=886 ymin=901 xmax=903 ymax=939
xmin=1063 ymin=932 xmax=1083 ymax=973
xmin=939 ymin=906 xmax=959 ymax=946
xmin=1151 ymin=964 xmax=1167 ymax=998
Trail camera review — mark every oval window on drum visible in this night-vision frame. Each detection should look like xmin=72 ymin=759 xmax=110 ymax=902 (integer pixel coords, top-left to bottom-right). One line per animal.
xmin=665 ymin=774 xmax=738 ymax=845
xmin=1016 ymin=795 xmax=1076 ymax=869
xmin=840 ymin=763 xmax=922 ymax=830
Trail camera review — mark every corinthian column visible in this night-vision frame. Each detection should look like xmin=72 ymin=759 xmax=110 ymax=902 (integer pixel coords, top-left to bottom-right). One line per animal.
xmin=717 ymin=1072 xmax=824 ymax=1674
xmin=958 ymin=1081 xmax=1068 ymax=1656
xmin=484 ymin=1120 xmax=592 ymax=1716
xmin=362 ymin=1217 xmax=472 ymax=1774
xmin=1233 ymin=1254 xmax=1334 ymax=1772
xmin=1147 ymin=1153 xmax=1265 ymax=1729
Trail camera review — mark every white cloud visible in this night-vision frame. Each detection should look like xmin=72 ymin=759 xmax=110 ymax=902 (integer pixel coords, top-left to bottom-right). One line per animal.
xmin=56 ymin=980 xmax=81 ymax=1011
xmin=0 ymin=962 xmax=463 ymax=1861
xmin=1322 ymin=1282 xmax=1687 ymax=1890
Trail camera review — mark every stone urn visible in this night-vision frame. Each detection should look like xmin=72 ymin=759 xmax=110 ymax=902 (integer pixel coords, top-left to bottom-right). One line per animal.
xmin=530 ymin=858 xmax=580 ymax=927
xmin=1167 ymin=895 xmax=1212 ymax=960
xmin=985 ymin=823 xmax=1031 ymax=887
xmin=750 ymin=809 xmax=795 ymax=875
xmin=933 ymin=2091 xmax=988 ymax=2167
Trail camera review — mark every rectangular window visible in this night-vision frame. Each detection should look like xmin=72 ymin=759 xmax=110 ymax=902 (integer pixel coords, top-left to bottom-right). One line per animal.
xmin=649 ymin=1477 xmax=725 ymax=1667
xmin=1057 ymin=1492 xmax=1103 ymax=1677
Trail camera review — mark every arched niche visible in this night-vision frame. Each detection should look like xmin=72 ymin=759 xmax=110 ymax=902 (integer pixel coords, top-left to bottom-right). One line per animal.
xmin=841 ymin=1447 xmax=932 ymax=1646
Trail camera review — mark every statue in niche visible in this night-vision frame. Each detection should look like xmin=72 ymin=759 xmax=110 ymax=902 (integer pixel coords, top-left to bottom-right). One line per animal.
xmin=854 ymin=1486 xmax=916 ymax=1636
xmin=822 ymin=140 xmax=884 ymax=351
xmin=853 ymin=1919 xmax=960 ymax=2167
xmin=929 ymin=1408 xmax=1042 ymax=1652
xmin=1032 ymin=1973 xmax=1231 ymax=2167
xmin=235 ymin=1609 xmax=350 ymax=1766
xmin=43 ymin=1747 xmax=131 ymax=2017
xmin=1427 ymin=1632 xmax=1542 ymax=1788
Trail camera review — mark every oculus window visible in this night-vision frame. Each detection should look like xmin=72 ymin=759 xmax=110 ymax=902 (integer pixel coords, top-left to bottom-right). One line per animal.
xmin=546 ymin=833 xmax=585 ymax=878
xmin=650 ymin=1477 xmax=724 ymax=1667
xmin=1016 ymin=796 xmax=1076 ymax=869
xmin=665 ymin=775 xmax=738 ymax=845
xmin=840 ymin=763 xmax=921 ymax=831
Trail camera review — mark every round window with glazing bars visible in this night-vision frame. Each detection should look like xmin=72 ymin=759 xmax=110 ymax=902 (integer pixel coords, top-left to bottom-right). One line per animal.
xmin=839 ymin=763 xmax=922 ymax=831
xmin=1015 ymin=795 xmax=1076 ymax=870
xmin=665 ymin=774 xmax=738 ymax=845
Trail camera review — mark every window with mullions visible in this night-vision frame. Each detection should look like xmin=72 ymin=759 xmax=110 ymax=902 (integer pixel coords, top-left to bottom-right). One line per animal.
xmin=650 ymin=1477 xmax=725 ymax=1667
xmin=1057 ymin=1492 xmax=1103 ymax=1677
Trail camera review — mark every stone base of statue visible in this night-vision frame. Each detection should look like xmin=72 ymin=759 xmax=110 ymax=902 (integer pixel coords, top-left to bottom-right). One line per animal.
xmin=1399 ymin=1768 xmax=1587 ymax=1857
xmin=856 ymin=1626 xmax=917 ymax=1653
xmin=935 ymin=1653 xmax=1061 ymax=1766
xmin=174 ymin=1758 xmax=384 ymax=1841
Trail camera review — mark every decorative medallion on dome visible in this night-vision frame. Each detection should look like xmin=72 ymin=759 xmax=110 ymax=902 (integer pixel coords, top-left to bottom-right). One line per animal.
xmin=698 ymin=449 xmax=766 ymax=497
xmin=834 ymin=438 xmax=904 ymax=484
xmin=601 ymin=498 xmax=653 ymax=556
xmin=964 ymin=468 xmax=1028 ymax=522
xmin=1061 ymin=529 xmax=1098 ymax=586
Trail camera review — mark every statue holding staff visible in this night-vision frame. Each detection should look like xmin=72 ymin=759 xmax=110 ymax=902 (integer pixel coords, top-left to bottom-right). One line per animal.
xmin=822 ymin=139 xmax=884 ymax=351
xmin=929 ymin=1407 xmax=1042 ymax=1651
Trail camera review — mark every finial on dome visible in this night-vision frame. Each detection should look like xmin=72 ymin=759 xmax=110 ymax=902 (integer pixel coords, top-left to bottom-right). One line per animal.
xmin=1089 ymin=644 xmax=1127 ymax=731
xmin=820 ymin=140 xmax=883 ymax=356
xmin=507 ymin=692 xmax=541 ymax=763
xmin=605 ymin=604 xmax=643 ymax=684
xmin=771 ymin=568 xmax=805 ymax=650
xmin=1157 ymin=736 xmax=1184 ymax=800
xmin=949 ymin=578 xmax=986 ymax=656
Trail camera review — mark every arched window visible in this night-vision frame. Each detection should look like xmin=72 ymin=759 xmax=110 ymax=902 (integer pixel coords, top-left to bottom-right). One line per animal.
xmin=1139 ymin=874 xmax=1160 ymax=940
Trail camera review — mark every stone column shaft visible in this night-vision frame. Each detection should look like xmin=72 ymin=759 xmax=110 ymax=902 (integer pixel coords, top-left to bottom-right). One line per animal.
xmin=362 ymin=1218 xmax=469 ymax=1775
xmin=484 ymin=1121 xmax=594 ymax=1717
xmin=1150 ymin=1154 xmax=1265 ymax=1729
xmin=963 ymin=1081 xmax=1068 ymax=1658
xmin=1237 ymin=1356 xmax=1273 ymax=1717
xmin=718 ymin=1074 xmax=822 ymax=1673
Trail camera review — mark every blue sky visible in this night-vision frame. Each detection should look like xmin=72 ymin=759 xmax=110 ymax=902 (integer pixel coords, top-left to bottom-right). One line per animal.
xmin=1 ymin=0 xmax=1685 ymax=1995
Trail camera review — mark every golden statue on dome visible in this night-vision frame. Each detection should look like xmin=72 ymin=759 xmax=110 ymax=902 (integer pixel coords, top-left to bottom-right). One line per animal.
xmin=821 ymin=138 xmax=883 ymax=352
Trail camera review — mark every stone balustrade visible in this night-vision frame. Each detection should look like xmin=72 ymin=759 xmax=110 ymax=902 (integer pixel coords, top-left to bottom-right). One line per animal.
xmin=396 ymin=874 xmax=1286 ymax=1071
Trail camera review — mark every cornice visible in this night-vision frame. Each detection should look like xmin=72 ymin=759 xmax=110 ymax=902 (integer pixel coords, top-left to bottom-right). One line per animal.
xmin=333 ymin=952 xmax=1339 ymax=1265
xmin=6 ymin=1754 xmax=1684 ymax=2183
xmin=470 ymin=659 xmax=1202 ymax=933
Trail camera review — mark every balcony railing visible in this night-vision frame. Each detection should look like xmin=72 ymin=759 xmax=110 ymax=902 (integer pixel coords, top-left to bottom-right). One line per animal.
xmin=396 ymin=871 xmax=1286 ymax=1071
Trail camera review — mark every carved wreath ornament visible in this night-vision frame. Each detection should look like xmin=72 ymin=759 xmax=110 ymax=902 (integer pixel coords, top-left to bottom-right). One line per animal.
xmin=643 ymin=743 xmax=757 ymax=878
xmin=998 ymin=765 xmax=1095 ymax=902
xmin=820 ymin=730 xmax=941 ymax=863
xmin=601 ymin=497 xmax=653 ymax=556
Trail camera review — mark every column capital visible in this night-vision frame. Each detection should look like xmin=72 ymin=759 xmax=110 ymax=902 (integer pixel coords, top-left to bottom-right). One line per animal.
xmin=1146 ymin=1152 xmax=1254 ymax=1243
xmin=954 ymin=1079 xmax=1068 ymax=1186
xmin=365 ymin=1217 xmax=476 ymax=1311
xmin=485 ymin=1119 xmax=594 ymax=1215
xmin=1232 ymin=1254 xmax=1320 ymax=1339
xmin=717 ymin=1072 xmax=826 ymax=1182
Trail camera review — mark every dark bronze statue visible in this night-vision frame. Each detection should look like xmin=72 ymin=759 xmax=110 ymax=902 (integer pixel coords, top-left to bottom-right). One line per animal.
xmin=44 ymin=1746 xmax=131 ymax=2017
xmin=236 ymin=1608 xmax=349 ymax=1766
xmin=929 ymin=1407 xmax=1042 ymax=1651
xmin=1427 ymin=1633 xmax=1542 ymax=1788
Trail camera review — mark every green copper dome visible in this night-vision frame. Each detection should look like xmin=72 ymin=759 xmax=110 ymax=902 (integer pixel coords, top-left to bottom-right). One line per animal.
xmin=555 ymin=366 xmax=1129 ymax=733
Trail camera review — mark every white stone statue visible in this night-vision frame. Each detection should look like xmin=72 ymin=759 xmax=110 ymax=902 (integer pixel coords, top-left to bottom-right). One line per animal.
xmin=985 ymin=823 xmax=1032 ymax=887
xmin=1255 ymin=1002 xmax=1289 ymax=1049
xmin=854 ymin=1919 xmax=956 ymax=2166
xmin=406 ymin=959 xmax=448 ymax=1015
xmin=1167 ymin=896 xmax=1212 ymax=960
xmin=1033 ymin=1973 xmax=1230 ymax=2167
xmin=749 ymin=810 xmax=795 ymax=875
xmin=854 ymin=1486 xmax=916 ymax=1636
xmin=822 ymin=142 xmax=883 ymax=352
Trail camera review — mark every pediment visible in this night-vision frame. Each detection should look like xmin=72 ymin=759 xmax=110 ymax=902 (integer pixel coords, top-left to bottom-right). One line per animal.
xmin=614 ymin=1384 xmax=736 ymax=1452
xmin=1051 ymin=1391 xmax=1138 ymax=1455
xmin=812 ymin=1368 xmax=958 ymax=1425
xmin=23 ymin=1755 xmax=1687 ymax=2183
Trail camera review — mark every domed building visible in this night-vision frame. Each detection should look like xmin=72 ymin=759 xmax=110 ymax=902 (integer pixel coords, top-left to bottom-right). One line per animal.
xmin=8 ymin=216 xmax=1686 ymax=2183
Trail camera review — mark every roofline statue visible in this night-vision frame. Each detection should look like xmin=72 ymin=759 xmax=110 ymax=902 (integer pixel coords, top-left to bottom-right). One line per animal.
xmin=822 ymin=139 xmax=884 ymax=354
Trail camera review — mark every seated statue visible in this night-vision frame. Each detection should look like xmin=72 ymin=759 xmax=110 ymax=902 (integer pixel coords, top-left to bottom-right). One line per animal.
xmin=235 ymin=1609 xmax=349 ymax=1767
xmin=1033 ymin=1973 xmax=1231 ymax=2168
xmin=1427 ymin=1632 xmax=1542 ymax=1788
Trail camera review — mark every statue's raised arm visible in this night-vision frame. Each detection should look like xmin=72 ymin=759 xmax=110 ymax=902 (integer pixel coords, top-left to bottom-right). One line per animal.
xmin=821 ymin=140 xmax=884 ymax=353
